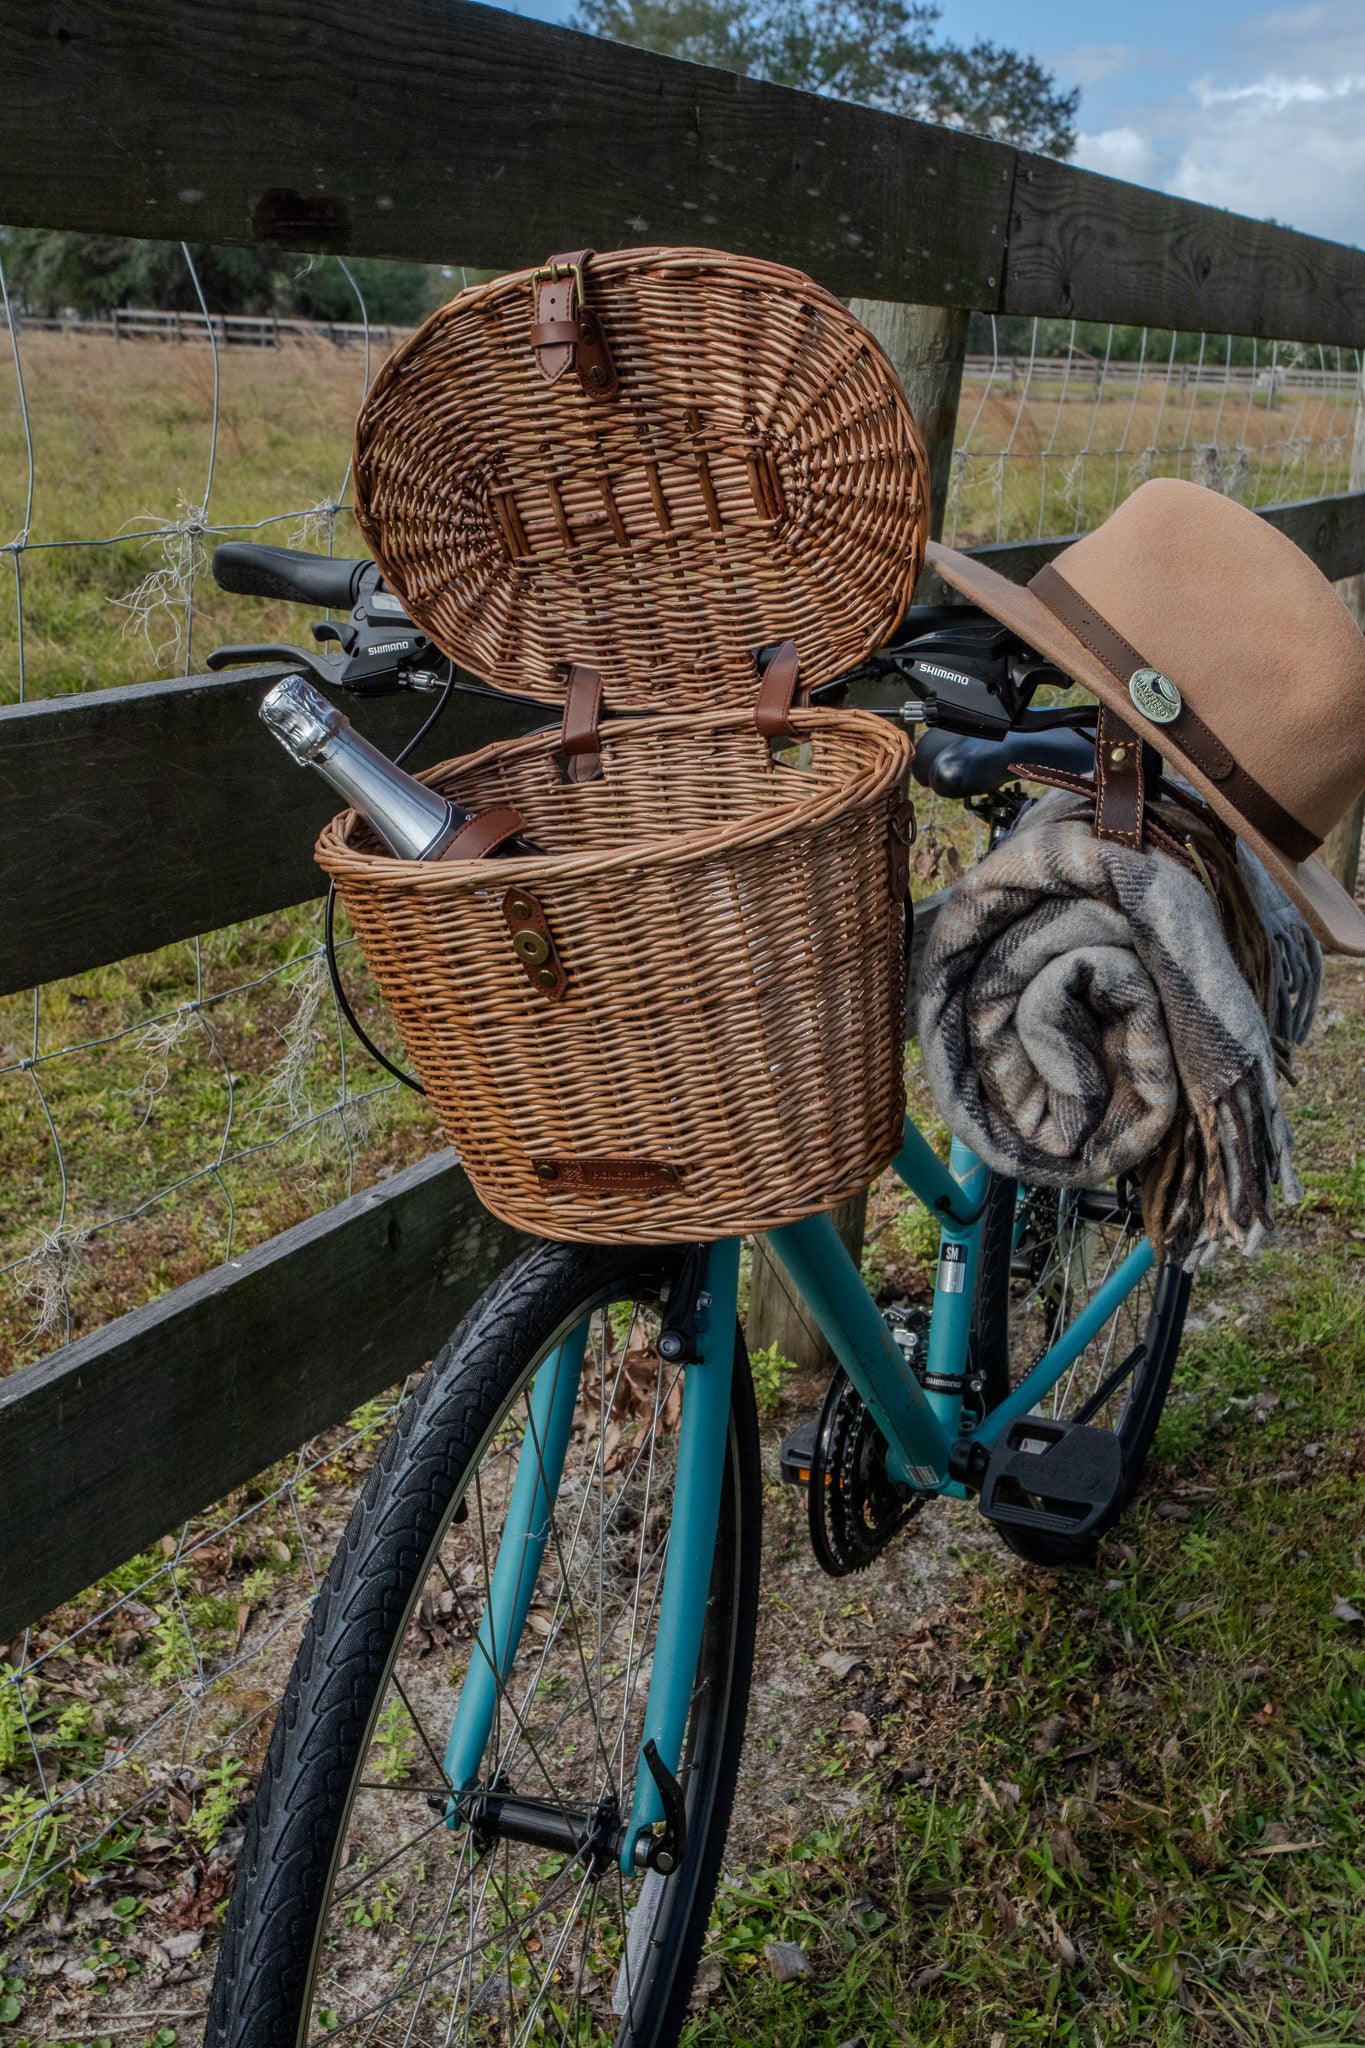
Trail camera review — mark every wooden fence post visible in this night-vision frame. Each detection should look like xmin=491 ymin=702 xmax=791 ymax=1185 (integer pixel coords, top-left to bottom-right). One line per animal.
xmin=848 ymin=298 xmax=972 ymax=544
xmin=1328 ymin=371 xmax=1365 ymax=898
xmin=744 ymin=300 xmax=969 ymax=1372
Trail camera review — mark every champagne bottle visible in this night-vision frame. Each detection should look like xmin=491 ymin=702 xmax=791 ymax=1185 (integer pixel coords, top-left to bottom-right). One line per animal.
xmin=259 ymin=675 xmax=537 ymax=860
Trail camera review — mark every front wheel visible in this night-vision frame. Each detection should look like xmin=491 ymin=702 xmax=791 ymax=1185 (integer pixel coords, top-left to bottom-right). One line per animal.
xmin=208 ymin=1240 xmax=761 ymax=2048
xmin=971 ymin=1174 xmax=1191 ymax=1566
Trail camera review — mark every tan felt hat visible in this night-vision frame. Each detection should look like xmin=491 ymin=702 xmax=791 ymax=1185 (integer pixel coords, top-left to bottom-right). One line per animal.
xmin=928 ymin=478 xmax=1365 ymax=954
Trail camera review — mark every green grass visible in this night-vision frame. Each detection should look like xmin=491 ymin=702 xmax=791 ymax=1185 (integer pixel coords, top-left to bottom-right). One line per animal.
xmin=684 ymin=974 xmax=1365 ymax=2045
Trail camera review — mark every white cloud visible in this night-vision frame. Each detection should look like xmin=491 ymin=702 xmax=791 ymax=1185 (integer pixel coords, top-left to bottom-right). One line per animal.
xmin=1052 ymin=44 xmax=1148 ymax=89
xmin=1074 ymin=126 xmax=1162 ymax=186
xmin=1066 ymin=6 xmax=1365 ymax=246
xmin=1168 ymin=38 xmax=1365 ymax=243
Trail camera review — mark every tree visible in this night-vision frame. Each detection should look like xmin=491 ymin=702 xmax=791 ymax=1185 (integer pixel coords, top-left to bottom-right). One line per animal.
xmin=570 ymin=0 xmax=1078 ymax=157
xmin=0 ymin=230 xmax=441 ymax=324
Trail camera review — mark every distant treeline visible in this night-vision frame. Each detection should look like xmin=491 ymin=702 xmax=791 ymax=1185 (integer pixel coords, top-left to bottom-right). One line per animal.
xmin=0 ymin=230 xmax=459 ymax=324
xmin=0 ymin=236 xmax=1339 ymax=366
xmin=964 ymin=314 xmax=1338 ymax=366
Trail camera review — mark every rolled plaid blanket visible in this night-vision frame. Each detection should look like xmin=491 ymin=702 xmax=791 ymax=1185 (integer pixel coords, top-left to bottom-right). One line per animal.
xmin=917 ymin=789 xmax=1317 ymax=1268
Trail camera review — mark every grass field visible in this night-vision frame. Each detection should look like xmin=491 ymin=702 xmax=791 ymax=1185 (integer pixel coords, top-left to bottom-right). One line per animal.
xmin=2 ymin=962 xmax=1361 ymax=2047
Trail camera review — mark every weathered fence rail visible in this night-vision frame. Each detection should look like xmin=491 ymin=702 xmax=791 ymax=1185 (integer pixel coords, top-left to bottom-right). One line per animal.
xmin=16 ymin=307 xmax=413 ymax=348
xmin=3 ymin=0 xmax=1365 ymax=1641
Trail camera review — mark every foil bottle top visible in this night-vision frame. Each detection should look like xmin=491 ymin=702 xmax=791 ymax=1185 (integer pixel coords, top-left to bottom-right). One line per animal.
xmin=259 ymin=674 xmax=345 ymax=763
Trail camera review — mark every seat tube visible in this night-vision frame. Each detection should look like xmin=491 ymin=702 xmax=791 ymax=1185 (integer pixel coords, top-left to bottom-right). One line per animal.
xmin=921 ymin=1136 xmax=990 ymax=1436
xmin=443 ymin=1321 xmax=588 ymax=1794
xmin=620 ymin=1237 xmax=740 ymax=1872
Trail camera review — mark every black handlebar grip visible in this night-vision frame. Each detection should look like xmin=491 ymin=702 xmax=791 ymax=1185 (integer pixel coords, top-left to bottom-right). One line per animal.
xmin=212 ymin=542 xmax=371 ymax=610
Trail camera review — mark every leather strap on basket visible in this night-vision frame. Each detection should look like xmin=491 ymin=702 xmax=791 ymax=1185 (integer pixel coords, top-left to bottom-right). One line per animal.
xmin=559 ymin=663 xmax=604 ymax=783
xmin=1028 ymin=561 xmax=1320 ymax=862
xmin=437 ymin=804 xmax=533 ymax=862
xmin=753 ymin=639 xmax=807 ymax=739
xmin=529 ymin=251 xmax=619 ymax=400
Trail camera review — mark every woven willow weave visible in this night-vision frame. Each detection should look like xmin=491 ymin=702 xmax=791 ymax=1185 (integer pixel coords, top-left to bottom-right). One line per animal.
xmin=318 ymin=711 xmax=912 ymax=1240
xmin=353 ymin=247 xmax=928 ymax=709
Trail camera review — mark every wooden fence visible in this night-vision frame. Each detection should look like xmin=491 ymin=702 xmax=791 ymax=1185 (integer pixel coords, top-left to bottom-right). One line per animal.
xmin=2 ymin=0 xmax=1365 ymax=1643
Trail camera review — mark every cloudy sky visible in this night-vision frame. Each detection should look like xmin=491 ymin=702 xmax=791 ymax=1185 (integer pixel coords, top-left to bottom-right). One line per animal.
xmin=515 ymin=0 xmax=1365 ymax=247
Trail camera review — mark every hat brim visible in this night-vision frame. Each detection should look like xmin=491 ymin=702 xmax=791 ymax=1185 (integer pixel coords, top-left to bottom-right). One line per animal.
xmin=927 ymin=540 xmax=1365 ymax=956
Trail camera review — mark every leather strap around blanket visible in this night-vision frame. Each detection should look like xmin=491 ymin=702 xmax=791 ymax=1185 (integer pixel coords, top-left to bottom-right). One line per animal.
xmin=1029 ymin=562 xmax=1321 ymax=863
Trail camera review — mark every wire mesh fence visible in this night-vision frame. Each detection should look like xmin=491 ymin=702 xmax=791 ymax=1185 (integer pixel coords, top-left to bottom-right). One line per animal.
xmin=3 ymin=246 xmax=1364 ymax=2000
xmin=945 ymin=321 xmax=1365 ymax=548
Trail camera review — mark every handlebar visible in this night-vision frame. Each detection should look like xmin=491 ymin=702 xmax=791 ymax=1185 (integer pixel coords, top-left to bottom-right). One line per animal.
xmin=911 ymin=725 xmax=1096 ymax=801
xmin=212 ymin=542 xmax=371 ymax=611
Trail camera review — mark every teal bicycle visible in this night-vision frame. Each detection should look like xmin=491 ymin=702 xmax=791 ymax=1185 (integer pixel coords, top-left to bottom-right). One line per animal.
xmin=206 ymin=549 xmax=1190 ymax=2048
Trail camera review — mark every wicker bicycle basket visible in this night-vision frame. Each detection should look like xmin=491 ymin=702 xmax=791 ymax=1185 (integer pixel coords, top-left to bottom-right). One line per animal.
xmin=321 ymin=246 xmax=928 ymax=1241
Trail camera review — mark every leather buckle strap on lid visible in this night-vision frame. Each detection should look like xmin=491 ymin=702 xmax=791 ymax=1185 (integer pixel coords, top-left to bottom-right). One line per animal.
xmin=558 ymin=663 xmax=604 ymax=783
xmin=753 ymin=638 xmax=807 ymax=739
xmin=529 ymin=251 xmax=619 ymax=401
xmin=1029 ymin=561 xmax=1321 ymax=863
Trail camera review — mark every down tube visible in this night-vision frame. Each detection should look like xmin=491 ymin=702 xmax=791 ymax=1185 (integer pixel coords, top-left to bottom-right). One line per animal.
xmin=620 ymin=1237 xmax=740 ymax=1871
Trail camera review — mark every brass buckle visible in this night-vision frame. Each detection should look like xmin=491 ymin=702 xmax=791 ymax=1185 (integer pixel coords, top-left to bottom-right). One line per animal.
xmin=530 ymin=260 xmax=586 ymax=306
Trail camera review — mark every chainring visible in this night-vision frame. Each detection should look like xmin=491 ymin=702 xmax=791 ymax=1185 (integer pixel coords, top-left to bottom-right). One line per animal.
xmin=807 ymin=1367 xmax=923 ymax=1577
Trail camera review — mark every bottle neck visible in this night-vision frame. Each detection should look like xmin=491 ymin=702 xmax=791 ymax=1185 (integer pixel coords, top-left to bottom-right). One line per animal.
xmin=310 ymin=725 xmax=458 ymax=860
xmin=260 ymin=674 xmax=459 ymax=860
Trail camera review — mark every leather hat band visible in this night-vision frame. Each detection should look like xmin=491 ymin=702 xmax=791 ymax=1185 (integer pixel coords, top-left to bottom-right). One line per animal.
xmin=1028 ymin=562 xmax=1321 ymax=864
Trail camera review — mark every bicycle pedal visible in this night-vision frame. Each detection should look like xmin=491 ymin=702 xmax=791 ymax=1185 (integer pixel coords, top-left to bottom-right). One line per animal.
xmin=779 ymin=1416 xmax=819 ymax=1488
xmin=977 ymin=1416 xmax=1125 ymax=1541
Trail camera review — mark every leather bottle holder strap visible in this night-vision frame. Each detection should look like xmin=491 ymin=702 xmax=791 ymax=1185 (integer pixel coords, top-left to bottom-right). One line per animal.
xmin=1029 ymin=561 xmax=1320 ymax=863
xmin=558 ymin=663 xmax=604 ymax=783
xmin=753 ymin=638 xmax=807 ymax=739
xmin=438 ymin=804 xmax=534 ymax=861
xmin=529 ymin=251 xmax=619 ymax=400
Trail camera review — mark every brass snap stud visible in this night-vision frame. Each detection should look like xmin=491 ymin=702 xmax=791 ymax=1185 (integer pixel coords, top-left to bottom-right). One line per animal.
xmin=535 ymin=1162 xmax=559 ymax=1181
xmin=1109 ymin=744 xmax=1128 ymax=766
xmin=510 ymin=898 xmax=533 ymax=921
xmin=536 ymin=967 xmax=559 ymax=988
xmin=655 ymin=1164 xmax=679 ymax=1183
xmin=513 ymin=929 xmax=551 ymax=966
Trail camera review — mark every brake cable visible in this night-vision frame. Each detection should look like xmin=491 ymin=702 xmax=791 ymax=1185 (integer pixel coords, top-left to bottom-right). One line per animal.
xmin=323 ymin=673 xmax=455 ymax=1094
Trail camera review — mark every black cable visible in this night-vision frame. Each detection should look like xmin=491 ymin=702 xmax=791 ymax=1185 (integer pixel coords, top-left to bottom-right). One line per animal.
xmin=323 ymin=671 xmax=456 ymax=1094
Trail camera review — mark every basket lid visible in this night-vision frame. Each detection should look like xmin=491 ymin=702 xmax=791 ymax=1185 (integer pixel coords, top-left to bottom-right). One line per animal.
xmin=352 ymin=247 xmax=929 ymax=714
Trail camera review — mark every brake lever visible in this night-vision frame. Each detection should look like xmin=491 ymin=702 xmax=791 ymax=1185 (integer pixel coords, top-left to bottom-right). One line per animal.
xmin=206 ymin=642 xmax=349 ymax=688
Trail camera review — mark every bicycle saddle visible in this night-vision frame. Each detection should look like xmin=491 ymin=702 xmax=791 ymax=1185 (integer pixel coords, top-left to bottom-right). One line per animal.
xmin=911 ymin=724 xmax=1096 ymax=799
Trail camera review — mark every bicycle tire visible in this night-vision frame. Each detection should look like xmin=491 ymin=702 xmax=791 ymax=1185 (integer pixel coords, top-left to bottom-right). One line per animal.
xmin=207 ymin=1239 xmax=761 ymax=2048
xmin=970 ymin=1172 xmax=1190 ymax=1566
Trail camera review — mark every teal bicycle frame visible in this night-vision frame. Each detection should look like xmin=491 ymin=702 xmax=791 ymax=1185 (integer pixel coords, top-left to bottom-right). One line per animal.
xmin=443 ymin=1115 xmax=1154 ymax=1872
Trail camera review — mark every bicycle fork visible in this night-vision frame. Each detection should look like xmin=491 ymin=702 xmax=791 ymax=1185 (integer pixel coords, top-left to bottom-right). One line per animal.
xmin=440 ymin=1240 xmax=741 ymax=1878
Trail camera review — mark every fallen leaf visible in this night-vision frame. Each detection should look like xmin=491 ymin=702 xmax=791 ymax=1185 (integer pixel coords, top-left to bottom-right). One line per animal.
xmin=764 ymin=1940 xmax=810 ymax=1982
xmin=1033 ymin=1715 xmax=1067 ymax=1755
xmin=912 ymin=1963 xmax=946 ymax=1989
xmin=1047 ymin=1911 xmax=1078 ymax=1969
xmin=688 ymin=1958 xmax=722 ymax=2010
xmin=1331 ymin=1595 xmax=1363 ymax=1625
xmin=1048 ymin=1825 xmax=1095 ymax=1882
xmin=839 ymin=1711 xmax=872 ymax=1736
xmin=817 ymin=1651 xmax=861 ymax=1680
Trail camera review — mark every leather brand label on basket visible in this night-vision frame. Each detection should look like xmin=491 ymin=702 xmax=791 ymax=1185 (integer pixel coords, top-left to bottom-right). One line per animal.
xmin=531 ymin=1157 xmax=684 ymax=1192
xmin=502 ymin=888 xmax=566 ymax=1002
